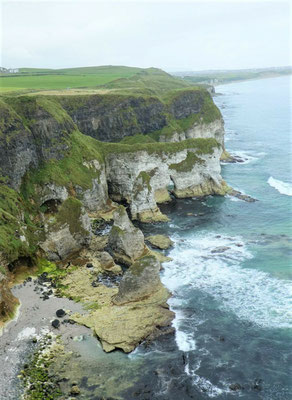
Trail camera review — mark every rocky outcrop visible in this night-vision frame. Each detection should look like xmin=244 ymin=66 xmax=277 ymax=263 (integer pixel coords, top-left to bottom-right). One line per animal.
xmin=108 ymin=206 xmax=146 ymax=265
xmin=73 ymin=255 xmax=174 ymax=353
xmin=158 ymin=119 xmax=225 ymax=147
xmin=106 ymin=139 xmax=228 ymax=219
xmin=146 ymin=235 xmax=173 ymax=250
xmin=113 ymin=256 xmax=162 ymax=305
xmin=40 ymin=197 xmax=92 ymax=261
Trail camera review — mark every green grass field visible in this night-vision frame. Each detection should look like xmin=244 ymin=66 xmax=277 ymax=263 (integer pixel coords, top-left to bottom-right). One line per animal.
xmin=0 ymin=66 xmax=195 ymax=96
xmin=0 ymin=66 xmax=143 ymax=94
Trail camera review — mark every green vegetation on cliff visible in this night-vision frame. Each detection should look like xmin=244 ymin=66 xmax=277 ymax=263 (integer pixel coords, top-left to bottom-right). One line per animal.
xmin=0 ymin=66 xmax=223 ymax=266
xmin=169 ymin=151 xmax=205 ymax=173
xmin=54 ymin=197 xmax=88 ymax=237
xmin=0 ymin=183 xmax=38 ymax=262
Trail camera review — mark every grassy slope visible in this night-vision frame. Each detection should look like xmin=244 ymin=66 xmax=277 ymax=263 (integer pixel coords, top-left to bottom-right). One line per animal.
xmin=0 ymin=66 xmax=143 ymax=93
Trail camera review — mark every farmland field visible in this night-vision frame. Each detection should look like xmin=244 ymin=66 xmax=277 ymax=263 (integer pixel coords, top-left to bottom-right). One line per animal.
xmin=0 ymin=66 xmax=142 ymax=94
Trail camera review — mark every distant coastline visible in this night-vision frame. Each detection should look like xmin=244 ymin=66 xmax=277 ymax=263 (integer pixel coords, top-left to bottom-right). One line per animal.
xmin=173 ymin=66 xmax=292 ymax=86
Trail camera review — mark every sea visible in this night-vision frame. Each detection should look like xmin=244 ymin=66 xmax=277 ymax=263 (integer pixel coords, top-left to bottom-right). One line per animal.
xmin=58 ymin=75 xmax=292 ymax=400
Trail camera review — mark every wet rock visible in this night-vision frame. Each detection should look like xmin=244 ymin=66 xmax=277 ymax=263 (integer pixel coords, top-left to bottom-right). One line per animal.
xmin=229 ymin=189 xmax=257 ymax=203
xmin=146 ymin=235 xmax=174 ymax=250
xmin=56 ymin=309 xmax=66 ymax=318
xmin=211 ymin=246 xmax=230 ymax=254
xmin=253 ymin=379 xmax=263 ymax=391
xmin=51 ymin=319 xmax=60 ymax=329
xmin=229 ymin=383 xmax=242 ymax=391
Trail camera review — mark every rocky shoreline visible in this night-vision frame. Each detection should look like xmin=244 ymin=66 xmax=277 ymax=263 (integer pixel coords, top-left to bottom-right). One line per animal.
xmin=0 ymin=73 xmax=237 ymax=398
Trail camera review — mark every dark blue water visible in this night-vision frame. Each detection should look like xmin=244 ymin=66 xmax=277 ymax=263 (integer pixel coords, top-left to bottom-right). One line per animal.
xmin=158 ymin=75 xmax=292 ymax=399
xmin=64 ymin=76 xmax=292 ymax=399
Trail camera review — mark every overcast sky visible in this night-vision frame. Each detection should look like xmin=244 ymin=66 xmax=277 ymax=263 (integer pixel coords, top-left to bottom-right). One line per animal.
xmin=1 ymin=0 xmax=291 ymax=71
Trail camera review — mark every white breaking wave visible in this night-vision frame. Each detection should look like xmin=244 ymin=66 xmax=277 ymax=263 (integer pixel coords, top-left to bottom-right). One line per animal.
xmin=162 ymin=233 xmax=292 ymax=330
xmin=172 ymin=308 xmax=196 ymax=352
xmin=185 ymin=360 xmax=226 ymax=397
xmin=268 ymin=176 xmax=292 ymax=196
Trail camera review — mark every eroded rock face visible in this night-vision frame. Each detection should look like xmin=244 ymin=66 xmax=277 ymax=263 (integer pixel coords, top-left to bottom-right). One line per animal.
xmin=113 ymin=256 xmax=162 ymax=305
xmin=75 ymin=287 xmax=174 ymax=353
xmin=108 ymin=206 xmax=146 ymax=265
xmin=40 ymin=197 xmax=92 ymax=261
xmin=106 ymin=143 xmax=227 ymax=221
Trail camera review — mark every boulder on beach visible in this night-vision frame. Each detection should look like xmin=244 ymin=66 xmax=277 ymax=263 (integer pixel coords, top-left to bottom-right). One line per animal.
xmin=52 ymin=319 xmax=60 ymax=329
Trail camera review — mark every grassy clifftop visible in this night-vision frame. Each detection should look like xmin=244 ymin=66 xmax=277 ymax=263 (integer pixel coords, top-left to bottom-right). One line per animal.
xmin=0 ymin=65 xmax=192 ymax=95
xmin=0 ymin=67 xmax=223 ymax=263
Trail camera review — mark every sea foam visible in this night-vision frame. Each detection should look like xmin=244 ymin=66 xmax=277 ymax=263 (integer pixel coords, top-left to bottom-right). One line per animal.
xmin=162 ymin=233 xmax=292 ymax=330
xmin=268 ymin=176 xmax=292 ymax=196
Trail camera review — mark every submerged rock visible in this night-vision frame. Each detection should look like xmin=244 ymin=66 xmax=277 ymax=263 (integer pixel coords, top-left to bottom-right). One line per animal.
xmin=229 ymin=383 xmax=243 ymax=391
xmin=229 ymin=189 xmax=257 ymax=203
xmin=211 ymin=246 xmax=230 ymax=254
xmin=146 ymin=235 xmax=174 ymax=250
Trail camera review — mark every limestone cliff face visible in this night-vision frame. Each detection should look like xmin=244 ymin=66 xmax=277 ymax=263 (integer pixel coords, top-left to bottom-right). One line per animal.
xmin=37 ymin=160 xmax=109 ymax=214
xmin=157 ymin=118 xmax=225 ymax=147
xmin=0 ymin=89 xmax=227 ymax=266
xmin=105 ymin=140 xmax=226 ymax=221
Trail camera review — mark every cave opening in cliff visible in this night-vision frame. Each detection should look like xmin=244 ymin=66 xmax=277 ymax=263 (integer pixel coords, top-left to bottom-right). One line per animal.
xmin=40 ymin=199 xmax=62 ymax=214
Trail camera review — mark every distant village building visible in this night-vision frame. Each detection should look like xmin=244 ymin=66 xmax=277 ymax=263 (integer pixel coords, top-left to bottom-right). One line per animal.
xmin=0 ymin=67 xmax=19 ymax=73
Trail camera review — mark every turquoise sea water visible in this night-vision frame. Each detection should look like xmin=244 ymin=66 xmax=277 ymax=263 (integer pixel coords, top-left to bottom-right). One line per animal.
xmin=62 ymin=76 xmax=292 ymax=399
xmin=157 ymin=75 xmax=292 ymax=399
